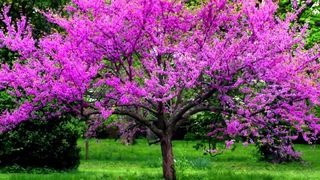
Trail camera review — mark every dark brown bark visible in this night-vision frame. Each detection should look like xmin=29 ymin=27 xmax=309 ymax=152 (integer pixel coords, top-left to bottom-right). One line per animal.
xmin=160 ymin=133 xmax=176 ymax=180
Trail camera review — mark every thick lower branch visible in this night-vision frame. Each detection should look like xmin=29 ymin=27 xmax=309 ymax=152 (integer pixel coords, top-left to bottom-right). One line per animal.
xmin=113 ymin=109 xmax=163 ymax=136
xmin=169 ymin=88 xmax=217 ymax=127
xmin=182 ymin=105 xmax=223 ymax=119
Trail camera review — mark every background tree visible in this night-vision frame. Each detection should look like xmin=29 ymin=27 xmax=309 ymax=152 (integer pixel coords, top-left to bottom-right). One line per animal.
xmin=0 ymin=0 xmax=82 ymax=171
xmin=0 ymin=0 xmax=320 ymax=179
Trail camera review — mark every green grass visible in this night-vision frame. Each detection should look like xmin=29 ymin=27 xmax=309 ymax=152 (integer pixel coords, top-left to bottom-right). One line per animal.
xmin=0 ymin=139 xmax=320 ymax=179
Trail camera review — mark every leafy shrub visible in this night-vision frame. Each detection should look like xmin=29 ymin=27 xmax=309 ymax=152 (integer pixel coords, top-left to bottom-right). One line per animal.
xmin=257 ymin=142 xmax=301 ymax=163
xmin=0 ymin=116 xmax=84 ymax=170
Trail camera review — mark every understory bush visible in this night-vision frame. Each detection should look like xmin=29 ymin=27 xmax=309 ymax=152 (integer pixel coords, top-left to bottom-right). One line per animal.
xmin=257 ymin=142 xmax=301 ymax=163
xmin=0 ymin=116 xmax=84 ymax=170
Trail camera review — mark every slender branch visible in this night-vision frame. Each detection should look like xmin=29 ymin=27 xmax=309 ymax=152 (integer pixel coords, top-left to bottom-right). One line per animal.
xmin=83 ymin=110 xmax=100 ymax=118
xmin=148 ymin=139 xmax=161 ymax=145
xmin=115 ymin=104 xmax=158 ymax=116
xmin=169 ymin=88 xmax=217 ymax=127
xmin=145 ymin=99 xmax=157 ymax=109
xmin=182 ymin=105 xmax=223 ymax=119
xmin=175 ymin=105 xmax=233 ymax=128
xmin=113 ymin=109 xmax=162 ymax=136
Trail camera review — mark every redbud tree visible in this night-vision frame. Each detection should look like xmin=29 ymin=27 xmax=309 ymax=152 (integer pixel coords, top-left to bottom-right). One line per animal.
xmin=0 ymin=0 xmax=319 ymax=179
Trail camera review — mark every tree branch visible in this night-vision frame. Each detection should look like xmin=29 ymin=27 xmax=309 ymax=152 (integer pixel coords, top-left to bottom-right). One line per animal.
xmin=113 ymin=109 xmax=162 ymax=136
xmin=169 ymin=88 xmax=217 ymax=127
xmin=182 ymin=105 xmax=223 ymax=119
xmin=115 ymin=104 xmax=158 ymax=116
xmin=148 ymin=139 xmax=161 ymax=145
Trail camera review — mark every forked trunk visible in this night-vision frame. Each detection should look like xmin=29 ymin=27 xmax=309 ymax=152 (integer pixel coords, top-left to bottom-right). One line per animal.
xmin=160 ymin=133 xmax=176 ymax=180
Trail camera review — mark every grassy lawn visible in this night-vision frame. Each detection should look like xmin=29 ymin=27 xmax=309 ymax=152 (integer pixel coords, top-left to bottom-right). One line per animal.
xmin=0 ymin=139 xmax=319 ymax=179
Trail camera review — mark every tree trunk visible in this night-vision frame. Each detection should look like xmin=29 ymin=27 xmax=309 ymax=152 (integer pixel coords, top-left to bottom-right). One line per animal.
xmin=160 ymin=133 xmax=176 ymax=180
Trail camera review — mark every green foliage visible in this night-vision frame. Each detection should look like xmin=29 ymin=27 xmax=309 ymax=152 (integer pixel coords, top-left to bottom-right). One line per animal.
xmin=0 ymin=116 xmax=84 ymax=171
xmin=185 ymin=111 xmax=225 ymax=154
xmin=313 ymin=106 xmax=320 ymax=119
xmin=278 ymin=0 xmax=320 ymax=48
xmin=185 ymin=112 xmax=215 ymax=140
xmin=185 ymin=0 xmax=205 ymax=9
xmin=298 ymin=1 xmax=320 ymax=48
xmin=0 ymin=90 xmax=15 ymax=113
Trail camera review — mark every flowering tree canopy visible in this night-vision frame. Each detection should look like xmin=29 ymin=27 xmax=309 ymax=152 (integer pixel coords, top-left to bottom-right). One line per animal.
xmin=0 ymin=0 xmax=319 ymax=179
